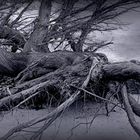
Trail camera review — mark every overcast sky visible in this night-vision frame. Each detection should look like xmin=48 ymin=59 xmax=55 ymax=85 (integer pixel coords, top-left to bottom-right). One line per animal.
xmin=97 ymin=10 xmax=140 ymax=62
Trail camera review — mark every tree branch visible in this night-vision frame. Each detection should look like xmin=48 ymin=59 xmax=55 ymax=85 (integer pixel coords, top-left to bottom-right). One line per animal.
xmin=121 ymin=84 xmax=140 ymax=137
xmin=23 ymin=0 xmax=52 ymax=53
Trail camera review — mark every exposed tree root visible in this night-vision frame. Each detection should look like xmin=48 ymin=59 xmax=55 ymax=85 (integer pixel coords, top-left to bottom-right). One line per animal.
xmin=0 ymin=0 xmax=140 ymax=139
xmin=71 ymin=85 xmax=123 ymax=109
xmin=102 ymin=62 xmax=140 ymax=82
xmin=122 ymin=84 xmax=140 ymax=137
xmin=0 ymin=51 xmax=140 ymax=139
xmin=129 ymin=95 xmax=140 ymax=117
xmin=0 ymin=80 xmax=58 ymax=110
xmin=0 ymin=57 xmax=99 ymax=140
xmin=0 ymin=54 xmax=94 ymax=109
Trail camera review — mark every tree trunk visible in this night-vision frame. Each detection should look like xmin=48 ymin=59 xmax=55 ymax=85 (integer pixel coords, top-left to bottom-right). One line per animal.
xmin=102 ymin=62 xmax=140 ymax=82
xmin=0 ymin=49 xmax=140 ymax=139
xmin=23 ymin=0 xmax=52 ymax=53
xmin=0 ymin=49 xmax=27 ymax=75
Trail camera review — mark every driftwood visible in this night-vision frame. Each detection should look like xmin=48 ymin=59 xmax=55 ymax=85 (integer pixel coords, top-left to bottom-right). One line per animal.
xmin=122 ymin=84 xmax=140 ymax=137
xmin=0 ymin=50 xmax=140 ymax=139
xmin=0 ymin=80 xmax=57 ymax=110
xmin=0 ymin=0 xmax=140 ymax=139
xmin=0 ymin=57 xmax=99 ymax=140
xmin=0 ymin=52 xmax=140 ymax=139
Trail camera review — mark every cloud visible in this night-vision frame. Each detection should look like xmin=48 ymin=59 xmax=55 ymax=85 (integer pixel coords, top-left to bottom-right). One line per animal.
xmin=99 ymin=10 xmax=140 ymax=62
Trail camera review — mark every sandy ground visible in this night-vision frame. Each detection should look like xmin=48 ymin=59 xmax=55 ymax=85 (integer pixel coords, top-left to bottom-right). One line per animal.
xmin=0 ymin=100 xmax=140 ymax=140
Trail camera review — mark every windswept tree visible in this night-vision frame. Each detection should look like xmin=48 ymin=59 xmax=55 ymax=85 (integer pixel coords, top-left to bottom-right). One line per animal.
xmin=0 ymin=0 xmax=140 ymax=139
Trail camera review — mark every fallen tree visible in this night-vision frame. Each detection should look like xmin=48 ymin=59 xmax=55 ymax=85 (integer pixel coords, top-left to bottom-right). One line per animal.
xmin=0 ymin=50 xmax=140 ymax=139
xmin=0 ymin=0 xmax=140 ymax=139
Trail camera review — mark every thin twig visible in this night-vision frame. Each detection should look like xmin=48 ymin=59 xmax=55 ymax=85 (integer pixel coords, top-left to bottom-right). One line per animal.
xmin=71 ymin=85 xmax=123 ymax=109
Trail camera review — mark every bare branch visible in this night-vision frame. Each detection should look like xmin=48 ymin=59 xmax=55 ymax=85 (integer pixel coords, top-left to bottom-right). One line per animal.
xmin=9 ymin=0 xmax=33 ymax=28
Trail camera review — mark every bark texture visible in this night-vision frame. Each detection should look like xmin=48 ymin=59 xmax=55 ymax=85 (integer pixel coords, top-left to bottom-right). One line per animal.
xmin=23 ymin=0 xmax=51 ymax=53
xmin=0 ymin=49 xmax=140 ymax=139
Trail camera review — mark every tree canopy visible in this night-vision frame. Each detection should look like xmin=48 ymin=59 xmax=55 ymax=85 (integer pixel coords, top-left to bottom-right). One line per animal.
xmin=0 ymin=0 xmax=140 ymax=53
